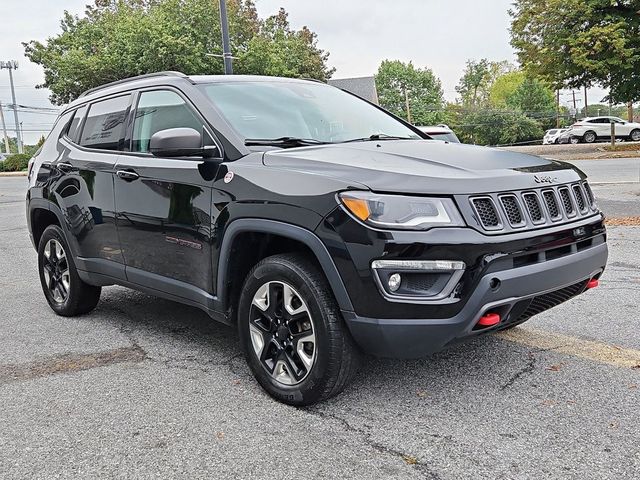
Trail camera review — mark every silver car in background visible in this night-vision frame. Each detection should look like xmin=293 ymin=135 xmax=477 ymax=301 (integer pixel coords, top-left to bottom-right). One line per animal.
xmin=543 ymin=128 xmax=568 ymax=144
xmin=417 ymin=124 xmax=461 ymax=143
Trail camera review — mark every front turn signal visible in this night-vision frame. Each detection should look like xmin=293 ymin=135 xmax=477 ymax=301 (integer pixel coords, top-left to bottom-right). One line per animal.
xmin=341 ymin=195 xmax=371 ymax=222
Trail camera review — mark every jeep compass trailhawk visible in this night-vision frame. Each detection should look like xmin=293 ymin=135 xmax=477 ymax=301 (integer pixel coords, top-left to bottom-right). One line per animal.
xmin=26 ymin=72 xmax=608 ymax=405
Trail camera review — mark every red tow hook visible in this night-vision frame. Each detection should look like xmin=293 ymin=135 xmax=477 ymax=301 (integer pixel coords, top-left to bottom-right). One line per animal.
xmin=586 ymin=278 xmax=599 ymax=289
xmin=477 ymin=312 xmax=501 ymax=328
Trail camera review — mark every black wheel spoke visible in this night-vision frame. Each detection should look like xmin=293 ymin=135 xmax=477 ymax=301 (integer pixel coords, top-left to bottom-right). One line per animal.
xmin=249 ymin=281 xmax=316 ymax=386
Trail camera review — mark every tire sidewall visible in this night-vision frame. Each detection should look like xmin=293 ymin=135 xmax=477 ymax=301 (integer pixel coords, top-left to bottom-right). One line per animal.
xmin=584 ymin=131 xmax=596 ymax=143
xmin=238 ymin=259 xmax=334 ymax=405
xmin=38 ymin=225 xmax=79 ymax=315
xmin=630 ymin=129 xmax=640 ymax=142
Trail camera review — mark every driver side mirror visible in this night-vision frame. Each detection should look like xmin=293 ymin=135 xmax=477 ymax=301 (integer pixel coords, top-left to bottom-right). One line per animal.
xmin=149 ymin=127 xmax=220 ymax=159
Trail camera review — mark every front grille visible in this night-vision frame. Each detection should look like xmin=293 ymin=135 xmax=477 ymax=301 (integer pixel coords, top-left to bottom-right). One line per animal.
xmin=558 ymin=187 xmax=575 ymax=216
xmin=522 ymin=192 xmax=543 ymax=223
xmin=472 ymin=198 xmax=500 ymax=229
xmin=465 ymin=181 xmax=598 ymax=233
xmin=499 ymin=195 xmax=524 ymax=226
xmin=513 ymin=280 xmax=587 ymax=323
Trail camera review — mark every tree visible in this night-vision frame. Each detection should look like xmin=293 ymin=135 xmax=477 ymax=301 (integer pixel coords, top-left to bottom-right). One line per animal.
xmin=24 ymin=0 xmax=334 ymax=105
xmin=461 ymin=109 xmax=543 ymax=146
xmin=375 ymin=60 xmax=444 ymax=125
xmin=506 ymin=77 xmax=556 ymax=127
xmin=456 ymin=59 xmax=513 ymax=106
xmin=510 ymin=0 xmax=640 ymax=105
xmin=488 ymin=71 xmax=526 ymax=107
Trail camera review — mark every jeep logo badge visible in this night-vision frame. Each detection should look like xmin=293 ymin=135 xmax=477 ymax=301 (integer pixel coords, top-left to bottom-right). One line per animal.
xmin=534 ymin=174 xmax=557 ymax=184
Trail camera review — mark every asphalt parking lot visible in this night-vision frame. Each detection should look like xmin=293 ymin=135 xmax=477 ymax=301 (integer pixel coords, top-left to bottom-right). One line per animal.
xmin=1 ymin=171 xmax=639 ymax=479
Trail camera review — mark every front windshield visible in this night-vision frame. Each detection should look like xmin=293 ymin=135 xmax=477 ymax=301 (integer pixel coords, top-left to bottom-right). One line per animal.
xmin=200 ymin=81 xmax=421 ymax=143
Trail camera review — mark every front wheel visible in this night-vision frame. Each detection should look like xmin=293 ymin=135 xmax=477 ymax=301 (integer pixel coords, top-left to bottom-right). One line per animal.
xmin=570 ymin=136 xmax=581 ymax=145
xmin=238 ymin=253 xmax=359 ymax=405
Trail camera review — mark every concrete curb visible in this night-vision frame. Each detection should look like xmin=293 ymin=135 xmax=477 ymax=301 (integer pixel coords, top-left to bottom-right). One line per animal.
xmin=0 ymin=171 xmax=27 ymax=177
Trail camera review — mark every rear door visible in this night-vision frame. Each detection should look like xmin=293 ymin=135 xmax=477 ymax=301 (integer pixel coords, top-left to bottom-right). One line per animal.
xmin=52 ymin=95 xmax=131 ymax=278
xmin=114 ymin=88 xmax=220 ymax=296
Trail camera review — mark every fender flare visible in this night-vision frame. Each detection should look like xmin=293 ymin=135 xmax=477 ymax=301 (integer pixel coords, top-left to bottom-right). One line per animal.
xmin=217 ymin=219 xmax=354 ymax=313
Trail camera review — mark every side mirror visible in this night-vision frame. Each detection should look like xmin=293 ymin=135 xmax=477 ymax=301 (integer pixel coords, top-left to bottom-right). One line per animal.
xmin=149 ymin=127 xmax=219 ymax=159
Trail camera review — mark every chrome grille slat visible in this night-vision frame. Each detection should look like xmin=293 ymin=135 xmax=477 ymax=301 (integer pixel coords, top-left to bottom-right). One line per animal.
xmin=572 ymin=184 xmax=587 ymax=213
xmin=499 ymin=194 xmax=525 ymax=227
xmin=558 ymin=187 xmax=576 ymax=217
xmin=522 ymin=192 xmax=544 ymax=224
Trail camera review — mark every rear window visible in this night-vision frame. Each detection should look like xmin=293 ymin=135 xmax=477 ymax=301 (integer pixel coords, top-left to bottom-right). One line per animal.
xmin=427 ymin=132 xmax=460 ymax=143
xmin=80 ymin=95 xmax=130 ymax=150
xmin=547 ymin=129 xmax=558 ymax=135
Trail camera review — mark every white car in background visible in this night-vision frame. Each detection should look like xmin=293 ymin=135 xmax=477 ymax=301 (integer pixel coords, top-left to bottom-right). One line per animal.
xmin=417 ymin=124 xmax=461 ymax=143
xmin=543 ymin=128 xmax=568 ymax=144
xmin=569 ymin=116 xmax=640 ymax=143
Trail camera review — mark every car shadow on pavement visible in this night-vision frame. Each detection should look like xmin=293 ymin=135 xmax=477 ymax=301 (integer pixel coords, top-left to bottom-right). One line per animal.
xmin=93 ymin=285 xmax=515 ymax=406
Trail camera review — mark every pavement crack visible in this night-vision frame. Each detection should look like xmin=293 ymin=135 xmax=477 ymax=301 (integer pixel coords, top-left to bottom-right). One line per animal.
xmin=302 ymin=407 xmax=442 ymax=479
xmin=501 ymin=352 xmax=537 ymax=391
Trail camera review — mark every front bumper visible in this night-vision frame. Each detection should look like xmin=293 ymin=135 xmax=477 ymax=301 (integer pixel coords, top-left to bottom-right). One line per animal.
xmin=342 ymin=241 xmax=607 ymax=358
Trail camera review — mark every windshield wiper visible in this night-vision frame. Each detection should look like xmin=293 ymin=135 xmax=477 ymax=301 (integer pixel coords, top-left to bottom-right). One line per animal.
xmin=340 ymin=133 xmax=417 ymax=143
xmin=244 ymin=136 xmax=328 ymax=148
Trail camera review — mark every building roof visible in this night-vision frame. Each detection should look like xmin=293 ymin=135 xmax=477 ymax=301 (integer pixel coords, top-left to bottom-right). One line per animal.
xmin=328 ymin=76 xmax=379 ymax=105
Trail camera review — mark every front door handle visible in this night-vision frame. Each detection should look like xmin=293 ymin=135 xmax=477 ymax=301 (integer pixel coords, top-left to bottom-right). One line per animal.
xmin=116 ymin=170 xmax=140 ymax=181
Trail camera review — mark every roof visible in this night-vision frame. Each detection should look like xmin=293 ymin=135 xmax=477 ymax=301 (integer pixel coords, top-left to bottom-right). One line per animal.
xmin=328 ymin=76 xmax=379 ymax=104
xmin=416 ymin=125 xmax=453 ymax=134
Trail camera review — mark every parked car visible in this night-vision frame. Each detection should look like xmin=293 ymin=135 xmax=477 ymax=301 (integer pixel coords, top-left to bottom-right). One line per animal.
xmin=569 ymin=116 xmax=640 ymax=143
xmin=26 ymin=72 xmax=608 ymax=405
xmin=557 ymin=128 xmax=578 ymax=144
xmin=543 ymin=128 xmax=568 ymax=145
xmin=417 ymin=124 xmax=461 ymax=143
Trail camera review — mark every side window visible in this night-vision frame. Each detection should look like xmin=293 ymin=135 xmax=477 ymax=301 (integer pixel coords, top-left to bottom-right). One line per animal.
xmin=132 ymin=90 xmax=204 ymax=153
xmin=66 ymin=105 xmax=88 ymax=143
xmin=80 ymin=95 xmax=130 ymax=150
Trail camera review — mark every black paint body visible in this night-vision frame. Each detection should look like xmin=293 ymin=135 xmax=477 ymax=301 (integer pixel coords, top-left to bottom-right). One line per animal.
xmin=26 ymin=74 xmax=608 ymax=358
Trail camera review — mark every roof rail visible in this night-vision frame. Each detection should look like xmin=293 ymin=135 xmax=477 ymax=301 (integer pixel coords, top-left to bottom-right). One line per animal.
xmin=79 ymin=71 xmax=190 ymax=98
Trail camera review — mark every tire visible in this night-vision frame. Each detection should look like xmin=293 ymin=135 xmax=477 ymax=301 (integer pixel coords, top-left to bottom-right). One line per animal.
xmin=38 ymin=225 xmax=101 ymax=316
xmin=583 ymin=131 xmax=597 ymax=143
xmin=569 ymin=136 xmax=580 ymax=145
xmin=630 ymin=129 xmax=640 ymax=142
xmin=238 ymin=253 xmax=359 ymax=406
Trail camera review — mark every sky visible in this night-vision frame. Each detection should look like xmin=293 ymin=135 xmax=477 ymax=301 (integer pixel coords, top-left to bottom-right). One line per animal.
xmin=0 ymin=0 xmax=609 ymax=144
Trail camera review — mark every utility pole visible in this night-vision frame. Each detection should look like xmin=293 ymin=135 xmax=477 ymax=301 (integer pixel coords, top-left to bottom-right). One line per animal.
xmin=0 ymin=61 xmax=22 ymax=153
xmin=556 ymin=90 xmax=560 ymax=128
xmin=404 ymin=88 xmax=412 ymax=124
xmin=0 ymin=101 xmax=10 ymax=154
xmin=583 ymin=86 xmax=588 ymax=117
xmin=218 ymin=0 xmax=233 ymax=74
xmin=572 ymin=90 xmax=577 ymax=120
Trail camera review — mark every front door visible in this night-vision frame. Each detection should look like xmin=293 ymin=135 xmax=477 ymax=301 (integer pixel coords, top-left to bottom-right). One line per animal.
xmin=114 ymin=89 xmax=219 ymax=296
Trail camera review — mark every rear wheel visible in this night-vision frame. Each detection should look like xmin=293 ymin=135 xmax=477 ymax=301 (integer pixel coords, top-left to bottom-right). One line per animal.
xmin=629 ymin=129 xmax=640 ymax=142
xmin=583 ymin=131 xmax=597 ymax=143
xmin=238 ymin=253 xmax=359 ymax=405
xmin=38 ymin=225 xmax=101 ymax=316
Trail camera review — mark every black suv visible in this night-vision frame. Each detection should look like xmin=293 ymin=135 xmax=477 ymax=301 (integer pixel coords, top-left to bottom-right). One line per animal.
xmin=26 ymin=72 xmax=608 ymax=405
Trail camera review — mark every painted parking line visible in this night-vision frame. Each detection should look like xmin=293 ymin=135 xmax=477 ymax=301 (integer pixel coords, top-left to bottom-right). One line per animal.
xmin=497 ymin=327 xmax=640 ymax=369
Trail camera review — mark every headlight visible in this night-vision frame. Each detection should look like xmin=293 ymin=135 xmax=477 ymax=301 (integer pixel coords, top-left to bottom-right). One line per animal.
xmin=339 ymin=191 xmax=465 ymax=230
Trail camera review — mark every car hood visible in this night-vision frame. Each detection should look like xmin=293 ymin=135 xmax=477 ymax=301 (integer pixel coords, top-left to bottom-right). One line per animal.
xmin=262 ymin=140 xmax=584 ymax=195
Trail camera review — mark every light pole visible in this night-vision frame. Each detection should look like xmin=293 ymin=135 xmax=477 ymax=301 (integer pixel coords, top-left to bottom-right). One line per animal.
xmin=0 ymin=61 xmax=22 ymax=153
xmin=218 ymin=0 xmax=233 ymax=74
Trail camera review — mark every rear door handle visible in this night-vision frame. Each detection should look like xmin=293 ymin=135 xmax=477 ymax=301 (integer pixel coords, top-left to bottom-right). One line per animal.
xmin=116 ymin=170 xmax=139 ymax=181
xmin=57 ymin=162 xmax=74 ymax=172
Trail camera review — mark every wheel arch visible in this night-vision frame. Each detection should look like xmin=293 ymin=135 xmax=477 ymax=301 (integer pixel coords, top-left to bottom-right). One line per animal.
xmin=217 ymin=219 xmax=353 ymax=319
xmin=29 ymin=200 xmax=65 ymax=249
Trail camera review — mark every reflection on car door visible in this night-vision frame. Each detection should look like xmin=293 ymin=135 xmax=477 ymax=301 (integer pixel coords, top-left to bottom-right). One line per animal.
xmin=114 ymin=89 xmax=219 ymax=297
xmin=52 ymin=95 xmax=131 ymax=279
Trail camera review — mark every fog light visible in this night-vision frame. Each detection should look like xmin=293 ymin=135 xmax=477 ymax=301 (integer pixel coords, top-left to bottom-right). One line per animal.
xmin=388 ymin=273 xmax=402 ymax=292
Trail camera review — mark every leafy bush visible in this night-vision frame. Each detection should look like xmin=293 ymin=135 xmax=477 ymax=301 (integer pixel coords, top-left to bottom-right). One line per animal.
xmin=2 ymin=153 xmax=31 ymax=172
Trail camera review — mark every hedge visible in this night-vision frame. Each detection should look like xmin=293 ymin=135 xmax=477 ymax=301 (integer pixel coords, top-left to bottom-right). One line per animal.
xmin=1 ymin=153 xmax=31 ymax=172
